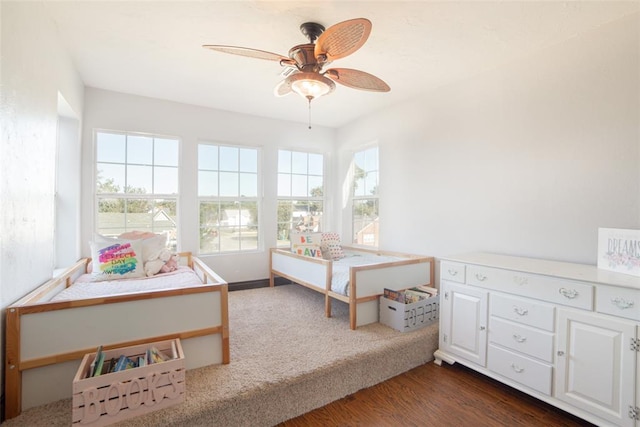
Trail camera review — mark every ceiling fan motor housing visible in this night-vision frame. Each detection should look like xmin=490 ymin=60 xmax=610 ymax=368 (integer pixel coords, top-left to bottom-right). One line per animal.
xmin=299 ymin=22 xmax=325 ymax=43
xmin=288 ymin=44 xmax=323 ymax=72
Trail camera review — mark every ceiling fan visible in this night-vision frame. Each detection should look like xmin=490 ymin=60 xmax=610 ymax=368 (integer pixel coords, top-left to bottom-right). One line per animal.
xmin=203 ymin=18 xmax=390 ymax=127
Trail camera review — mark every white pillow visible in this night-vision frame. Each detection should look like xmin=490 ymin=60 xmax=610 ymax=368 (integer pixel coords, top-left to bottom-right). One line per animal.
xmin=90 ymin=236 xmax=145 ymax=281
xmin=140 ymin=234 xmax=168 ymax=263
xmin=117 ymin=231 xmax=168 ymax=263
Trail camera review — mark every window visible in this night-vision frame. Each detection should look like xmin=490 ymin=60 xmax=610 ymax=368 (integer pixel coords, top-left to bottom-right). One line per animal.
xmin=95 ymin=131 xmax=179 ymax=250
xmin=277 ymin=150 xmax=324 ymax=247
xmin=352 ymin=146 xmax=378 ymax=247
xmin=55 ymin=92 xmax=80 ymax=269
xmin=198 ymin=143 xmax=259 ymax=253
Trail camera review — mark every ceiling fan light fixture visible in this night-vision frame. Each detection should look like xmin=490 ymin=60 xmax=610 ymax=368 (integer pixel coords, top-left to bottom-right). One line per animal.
xmin=204 ymin=17 xmax=388 ymax=129
xmin=286 ymin=72 xmax=335 ymax=101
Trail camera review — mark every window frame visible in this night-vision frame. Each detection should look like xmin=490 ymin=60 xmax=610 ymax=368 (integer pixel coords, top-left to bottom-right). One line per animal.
xmin=93 ymin=129 xmax=180 ymax=249
xmin=197 ymin=141 xmax=261 ymax=255
xmin=276 ymin=148 xmax=326 ymax=248
xmin=351 ymin=145 xmax=379 ymax=248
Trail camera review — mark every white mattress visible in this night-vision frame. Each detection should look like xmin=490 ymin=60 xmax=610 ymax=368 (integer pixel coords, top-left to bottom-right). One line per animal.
xmin=51 ymin=266 xmax=203 ymax=301
xmin=331 ymin=253 xmax=403 ymax=296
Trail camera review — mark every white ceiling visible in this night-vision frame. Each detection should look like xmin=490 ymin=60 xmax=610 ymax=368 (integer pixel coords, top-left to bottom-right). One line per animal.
xmin=43 ymin=1 xmax=639 ymax=129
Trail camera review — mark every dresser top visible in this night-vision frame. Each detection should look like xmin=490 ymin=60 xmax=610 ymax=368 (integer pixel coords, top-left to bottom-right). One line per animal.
xmin=440 ymin=252 xmax=640 ymax=289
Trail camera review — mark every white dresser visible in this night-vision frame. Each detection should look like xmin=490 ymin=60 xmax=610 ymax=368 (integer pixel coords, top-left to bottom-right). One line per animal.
xmin=434 ymin=252 xmax=640 ymax=427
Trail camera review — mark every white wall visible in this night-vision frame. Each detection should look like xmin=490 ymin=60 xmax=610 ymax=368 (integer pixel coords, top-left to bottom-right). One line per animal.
xmin=0 ymin=0 xmax=84 ymax=398
xmin=1 ymin=3 xmax=84 ymax=304
xmin=336 ymin=12 xmax=640 ymax=265
xmin=81 ymin=88 xmax=336 ymax=282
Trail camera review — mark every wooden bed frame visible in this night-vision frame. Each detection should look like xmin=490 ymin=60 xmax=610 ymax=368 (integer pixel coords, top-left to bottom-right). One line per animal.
xmin=4 ymin=252 xmax=229 ymax=419
xmin=269 ymin=245 xmax=435 ymax=330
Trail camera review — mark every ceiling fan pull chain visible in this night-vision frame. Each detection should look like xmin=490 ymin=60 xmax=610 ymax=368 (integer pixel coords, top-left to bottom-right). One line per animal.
xmin=308 ymin=98 xmax=312 ymax=130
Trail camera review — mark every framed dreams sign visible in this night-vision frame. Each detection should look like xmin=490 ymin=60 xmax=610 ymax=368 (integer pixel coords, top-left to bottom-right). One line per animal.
xmin=597 ymin=228 xmax=640 ymax=277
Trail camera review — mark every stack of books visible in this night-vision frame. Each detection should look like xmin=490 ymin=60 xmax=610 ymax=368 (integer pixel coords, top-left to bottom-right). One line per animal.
xmin=88 ymin=341 xmax=177 ymax=378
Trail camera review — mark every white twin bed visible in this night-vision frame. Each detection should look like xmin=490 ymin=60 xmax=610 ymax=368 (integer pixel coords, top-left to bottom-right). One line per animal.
xmin=5 ymin=240 xmax=431 ymax=419
xmin=51 ymin=265 xmax=201 ymax=301
xmin=270 ymin=245 xmax=434 ymax=329
xmin=4 ymin=252 xmax=229 ymax=419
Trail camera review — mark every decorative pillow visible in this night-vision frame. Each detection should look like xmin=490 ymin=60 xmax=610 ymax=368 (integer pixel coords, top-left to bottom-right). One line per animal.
xmin=321 ymin=232 xmax=345 ymax=261
xmin=90 ymin=236 xmax=145 ymax=281
xmin=118 ymin=232 xmax=167 ymax=263
xmin=290 ymin=231 xmax=323 ymax=258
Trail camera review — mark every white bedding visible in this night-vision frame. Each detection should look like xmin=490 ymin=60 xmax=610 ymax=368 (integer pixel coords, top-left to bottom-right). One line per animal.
xmin=331 ymin=253 xmax=403 ymax=296
xmin=50 ymin=266 xmax=203 ymax=301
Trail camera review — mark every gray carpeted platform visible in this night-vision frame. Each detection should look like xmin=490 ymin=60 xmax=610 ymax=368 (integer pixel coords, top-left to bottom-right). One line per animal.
xmin=4 ymin=284 xmax=438 ymax=426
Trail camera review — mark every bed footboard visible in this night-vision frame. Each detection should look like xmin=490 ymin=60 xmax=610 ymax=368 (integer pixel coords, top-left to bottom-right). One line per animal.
xmin=4 ymin=253 xmax=229 ymax=419
xmin=346 ymin=254 xmax=435 ymax=329
xmin=270 ymin=247 xmax=435 ymax=330
xmin=270 ymin=248 xmax=333 ymax=317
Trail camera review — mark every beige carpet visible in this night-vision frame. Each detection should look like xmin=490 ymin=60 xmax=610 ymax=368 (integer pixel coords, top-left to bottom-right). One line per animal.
xmin=4 ymin=284 xmax=438 ymax=426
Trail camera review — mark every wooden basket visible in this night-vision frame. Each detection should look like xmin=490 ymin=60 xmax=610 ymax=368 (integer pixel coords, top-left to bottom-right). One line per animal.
xmin=72 ymin=339 xmax=185 ymax=426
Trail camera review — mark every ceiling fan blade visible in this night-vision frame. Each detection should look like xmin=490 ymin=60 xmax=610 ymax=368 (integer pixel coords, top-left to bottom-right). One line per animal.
xmin=203 ymin=45 xmax=290 ymax=63
xmin=314 ymin=18 xmax=372 ymax=62
xmin=274 ymin=78 xmax=294 ymax=97
xmin=325 ymin=68 xmax=390 ymax=92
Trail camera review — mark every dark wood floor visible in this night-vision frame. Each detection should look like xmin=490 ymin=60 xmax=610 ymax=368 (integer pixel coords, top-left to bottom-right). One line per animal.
xmin=279 ymin=361 xmax=594 ymax=427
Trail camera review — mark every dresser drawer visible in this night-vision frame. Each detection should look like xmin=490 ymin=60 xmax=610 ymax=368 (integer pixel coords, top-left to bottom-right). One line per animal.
xmin=489 ymin=317 xmax=554 ymax=363
xmin=490 ymin=293 xmax=554 ymax=331
xmin=596 ymin=285 xmax=640 ymax=321
xmin=488 ymin=344 xmax=552 ymax=395
xmin=440 ymin=261 xmax=465 ymax=283
xmin=467 ymin=265 xmax=593 ymax=310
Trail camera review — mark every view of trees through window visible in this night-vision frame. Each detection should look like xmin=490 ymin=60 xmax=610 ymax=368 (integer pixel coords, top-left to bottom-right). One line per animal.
xmin=198 ymin=143 xmax=259 ymax=254
xmin=277 ymin=150 xmax=324 ymax=247
xmin=95 ymin=133 xmax=376 ymax=253
xmin=353 ymin=146 xmax=379 ymax=246
xmin=95 ymin=131 xmax=179 ymax=249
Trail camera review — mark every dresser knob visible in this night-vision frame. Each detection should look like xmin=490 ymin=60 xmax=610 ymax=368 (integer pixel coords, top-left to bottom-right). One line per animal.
xmin=559 ymin=288 xmax=578 ymax=299
xmin=513 ymin=275 xmax=528 ymax=286
xmin=611 ymin=297 xmax=634 ymax=310
xmin=557 ymin=351 xmax=565 ymax=356
xmin=513 ymin=334 xmax=527 ymax=343
xmin=513 ymin=306 xmax=528 ymax=316
xmin=510 ymin=363 xmax=524 ymax=373
xmin=448 ymin=269 xmax=458 ymax=276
